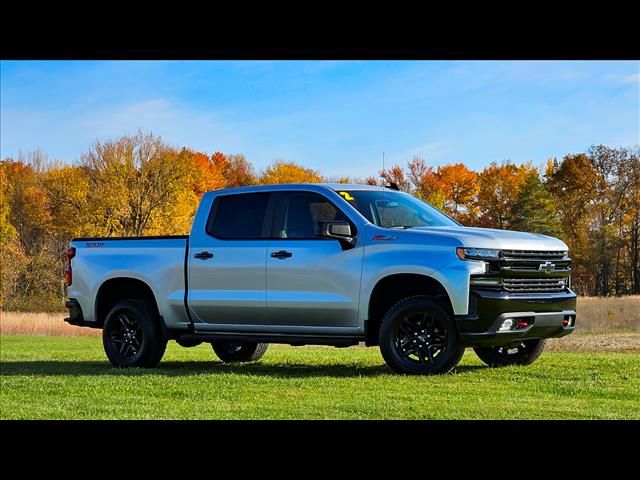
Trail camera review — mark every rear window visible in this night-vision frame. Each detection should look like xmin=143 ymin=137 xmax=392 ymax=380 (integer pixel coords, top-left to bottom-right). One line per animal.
xmin=208 ymin=193 xmax=270 ymax=239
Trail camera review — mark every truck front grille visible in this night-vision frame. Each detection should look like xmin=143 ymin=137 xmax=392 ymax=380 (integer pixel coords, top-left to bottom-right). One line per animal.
xmin=496 ymin=250 xmax=571 ymax=273
xmin=477 ymin=250 xmax=572 ymax=295
xmin=502 ymin=277 xmax=568 ymax=293
xmin=502 ymin=250 xmax=567 ymax=260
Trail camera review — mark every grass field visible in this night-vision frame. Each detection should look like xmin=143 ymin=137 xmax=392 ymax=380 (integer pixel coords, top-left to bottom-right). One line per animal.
xmin=1 ymin=335 xmax=638 ymax=419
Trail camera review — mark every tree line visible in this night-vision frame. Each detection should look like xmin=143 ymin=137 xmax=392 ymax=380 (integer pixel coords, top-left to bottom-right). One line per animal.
xmin=1 ymin=131 xmax=638 ymax=311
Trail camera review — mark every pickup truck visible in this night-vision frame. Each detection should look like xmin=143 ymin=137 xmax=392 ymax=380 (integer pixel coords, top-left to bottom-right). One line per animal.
xmin=65 ymin=183 xmax=576 ymax=374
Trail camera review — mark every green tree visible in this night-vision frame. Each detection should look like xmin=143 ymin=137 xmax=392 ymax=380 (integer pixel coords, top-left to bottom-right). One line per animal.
xmin=510 ymin=172 xmax=562 ymax=237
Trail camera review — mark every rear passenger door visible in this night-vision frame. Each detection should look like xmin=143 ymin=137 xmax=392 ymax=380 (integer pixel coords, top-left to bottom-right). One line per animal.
xmin=265 ymin=191 xmax=364 ymax=328
xmin=187 ymin=192 xmax=274 ymax=327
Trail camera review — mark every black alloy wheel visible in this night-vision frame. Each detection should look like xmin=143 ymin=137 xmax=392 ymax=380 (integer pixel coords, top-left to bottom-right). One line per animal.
xmin=379 ymin=295 xmax=464 ymax=375
xmin=109 ymin=312 xmax=143 ymax=359
xmin=102 ymin=300 xmax=167 ymax=368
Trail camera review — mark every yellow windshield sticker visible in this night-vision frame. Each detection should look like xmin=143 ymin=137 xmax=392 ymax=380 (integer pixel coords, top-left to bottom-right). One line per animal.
xmin=338 ymin=191 xmax=355 ymax=201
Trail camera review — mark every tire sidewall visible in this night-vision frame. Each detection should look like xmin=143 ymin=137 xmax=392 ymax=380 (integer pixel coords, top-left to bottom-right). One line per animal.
xmin=211 ymin=341 xmax=268 ymax=363
xmin=474 ymin=339 xmax=546 ymax=367
xmin=379 ymin=296 xmax=463 ymax=375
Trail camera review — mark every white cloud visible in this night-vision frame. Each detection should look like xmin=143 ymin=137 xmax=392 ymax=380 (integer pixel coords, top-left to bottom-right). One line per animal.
xmin=622 ymin=73 xmax=640 ymax=85
xmin=602 ymin=72 xmax=640 ymax=86
xmin=408 ymin=141 xmax=450 ymax=160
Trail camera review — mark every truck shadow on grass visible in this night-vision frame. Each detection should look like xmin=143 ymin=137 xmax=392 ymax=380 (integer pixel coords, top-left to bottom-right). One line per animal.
xmin=0 ymin=360 xmax=486 ymax=378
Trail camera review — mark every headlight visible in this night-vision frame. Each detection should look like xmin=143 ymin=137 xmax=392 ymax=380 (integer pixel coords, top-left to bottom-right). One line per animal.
xmin=456 ymin=247 xmax=501 ymax=261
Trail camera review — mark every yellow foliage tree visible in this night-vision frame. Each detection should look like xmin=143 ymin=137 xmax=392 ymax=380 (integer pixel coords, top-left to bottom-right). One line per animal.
xmin=259 ymin=161 xmax=323 ymax=184
xmin=81 ymin=131 xmax=196 ymax=236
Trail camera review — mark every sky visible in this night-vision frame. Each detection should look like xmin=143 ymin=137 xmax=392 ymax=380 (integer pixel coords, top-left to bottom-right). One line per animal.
xmin=1 ymin=60 xmax=638 ymax=178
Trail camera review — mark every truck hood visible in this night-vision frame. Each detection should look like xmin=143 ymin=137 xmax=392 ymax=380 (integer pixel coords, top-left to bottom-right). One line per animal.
xmin=409 ymin=226 xmax=568 ymax=251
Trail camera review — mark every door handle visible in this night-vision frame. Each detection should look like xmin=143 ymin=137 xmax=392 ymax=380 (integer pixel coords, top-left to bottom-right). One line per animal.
xmin=194 ymin=251 xmax=214 ymax=260
xmin=270 ymin=250 xmax=293 ymax=259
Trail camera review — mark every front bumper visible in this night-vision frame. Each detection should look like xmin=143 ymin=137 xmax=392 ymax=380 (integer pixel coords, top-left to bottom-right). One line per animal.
xmin=456 ymin=289 xmax=577 ymax=347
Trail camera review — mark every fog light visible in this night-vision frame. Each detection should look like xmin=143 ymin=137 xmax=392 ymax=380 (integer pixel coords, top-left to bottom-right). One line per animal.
xmin=498 ymin=319 xmax=513 ymax=332
xmin=563 ymin=315 xmax=574 ymax=327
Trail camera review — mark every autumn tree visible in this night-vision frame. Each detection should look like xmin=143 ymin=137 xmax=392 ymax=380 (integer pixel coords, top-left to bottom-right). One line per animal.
xmin=191 ymin=151 xmax=226 ymax=196
xmin=260 ymin=161 xmax=323 ymax=184
xmin=587 ymin=145 xmax=637 ymax=295
xmin=0 ymin=163 xmax=22 ymax=309
xmin=546 ymin=146 xmax=640 ymax=295
xmin=545 ymin=154 xmax=598 ymax=292
xmin=0 ymin=159 xmax=61 ymax=310
xmin=437 ymin=163 xmax=478 ymax=221
xmin=626 ymin=149 xmax=640 ymax=293
xmin=0 ymin=164 xmax=16 ymax=245
xmin=406 ymin=157 xmax=446 ymax=211
xmin=222 ymin=154 xmax=257 ymax=187
xmin=81 ymin=131 xmax=196 ymax=236
xmin=475 ymin=161 xmax=534 ymax=229
xmin=379 ymin=165 xmax=411 ymax=191
xmin=365 ymin=176 xmax=379 ymax=186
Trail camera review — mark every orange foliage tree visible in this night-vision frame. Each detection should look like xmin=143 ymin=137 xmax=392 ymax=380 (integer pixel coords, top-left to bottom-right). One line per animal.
xmin=379 ymin=165 xmax=411 ymax=191
xmin=437 ymin=163 xmax=478 ymax=220
xmin=475 ymin=161 xmax=535 ymax=229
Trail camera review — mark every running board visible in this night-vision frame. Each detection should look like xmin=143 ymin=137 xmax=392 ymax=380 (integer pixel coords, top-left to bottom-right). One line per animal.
xmin=176 ymin=331 xmax=362 ymax=348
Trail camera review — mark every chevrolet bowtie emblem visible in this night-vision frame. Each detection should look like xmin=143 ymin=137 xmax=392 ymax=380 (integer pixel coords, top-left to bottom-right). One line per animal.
xmin=538 ymin=261 xmax=556 ymax=273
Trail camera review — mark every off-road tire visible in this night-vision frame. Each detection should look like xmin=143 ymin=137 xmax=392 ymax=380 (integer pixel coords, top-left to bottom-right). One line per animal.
xmin=474 ymin=339 xmax=546 ymax=367
xmin=379 ymin=295 xmax=464 ymax=375
xmin=211 ymin=341 xmax=269 ymax=363
xmin=102 ymin=300 xmax=167 ymax=368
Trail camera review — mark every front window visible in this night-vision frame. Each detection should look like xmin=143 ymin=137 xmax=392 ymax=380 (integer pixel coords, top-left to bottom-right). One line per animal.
xmin=336 ymin=190 xmax=460 ymax=228
xmin=280 ymin=192 xmax=349 ymax=239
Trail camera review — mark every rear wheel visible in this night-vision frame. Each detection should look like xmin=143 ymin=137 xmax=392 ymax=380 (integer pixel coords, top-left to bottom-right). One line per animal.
xmin=102 ymin=300 xmax=167 ymax=368
xmin=474 ymin=339 xmax=546 ymax=367
xmin=379 ymin=295 xmax=464 ymax=375
xmin=211 ymin=341 xmax=268 ymax=363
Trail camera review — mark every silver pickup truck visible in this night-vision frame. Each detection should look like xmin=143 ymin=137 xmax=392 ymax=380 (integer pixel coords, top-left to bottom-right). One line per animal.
xmin=65 ymin=183 xmax=576 ymax=374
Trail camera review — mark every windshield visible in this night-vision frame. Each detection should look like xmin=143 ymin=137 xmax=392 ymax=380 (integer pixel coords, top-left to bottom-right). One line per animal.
xmin=337 ymin=190 xmax=460 ymax=228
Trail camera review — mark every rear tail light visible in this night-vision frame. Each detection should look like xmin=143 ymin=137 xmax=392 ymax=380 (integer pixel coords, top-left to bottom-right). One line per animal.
xmin=65 ymin=247 xmax=76 ymax=286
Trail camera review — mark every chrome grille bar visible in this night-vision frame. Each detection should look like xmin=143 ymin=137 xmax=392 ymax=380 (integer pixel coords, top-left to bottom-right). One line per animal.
xmin=503 ymin=277 xmax=567 ymax=293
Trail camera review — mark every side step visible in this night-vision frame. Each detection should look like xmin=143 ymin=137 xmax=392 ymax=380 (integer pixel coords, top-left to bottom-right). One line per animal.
xmin=176 ymin=331 xmax=362 ymax=348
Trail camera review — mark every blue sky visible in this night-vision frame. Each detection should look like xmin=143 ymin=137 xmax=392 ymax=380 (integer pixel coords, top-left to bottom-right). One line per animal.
xmin=1 ymin=60 xmax=638 ymax=177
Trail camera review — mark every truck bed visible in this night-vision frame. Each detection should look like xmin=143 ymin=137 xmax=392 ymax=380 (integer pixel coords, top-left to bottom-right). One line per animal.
xmin=68 ymin=236 xmax=191 ymax=330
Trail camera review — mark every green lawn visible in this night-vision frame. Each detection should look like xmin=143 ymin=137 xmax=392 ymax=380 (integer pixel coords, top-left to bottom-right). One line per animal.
xmin=1 ymin=335 xmax=638 ymax=419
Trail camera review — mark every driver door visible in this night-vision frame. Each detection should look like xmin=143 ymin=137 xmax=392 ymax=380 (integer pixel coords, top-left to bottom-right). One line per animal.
xmin=266 ymin=191 xmax=364 ymax=328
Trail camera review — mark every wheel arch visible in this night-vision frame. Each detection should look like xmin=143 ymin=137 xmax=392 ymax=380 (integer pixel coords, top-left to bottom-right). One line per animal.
xmin=365 ymin=273 xmax=454 ymax=346
xmin=95 ymin=277 xmax=160 ymax=327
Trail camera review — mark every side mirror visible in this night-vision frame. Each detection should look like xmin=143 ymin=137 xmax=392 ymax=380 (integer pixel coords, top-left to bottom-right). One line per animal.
xmin=316 ymin=221 xmax=356 ymax=249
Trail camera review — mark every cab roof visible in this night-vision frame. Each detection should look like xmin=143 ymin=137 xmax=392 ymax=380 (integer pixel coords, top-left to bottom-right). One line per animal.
xmin=207 ymin=183 xmax=396 ymax=195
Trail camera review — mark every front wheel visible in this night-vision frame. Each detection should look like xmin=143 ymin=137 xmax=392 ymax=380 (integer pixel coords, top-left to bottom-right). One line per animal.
xmin=211 ymin=341 xmax=268 ymax=363
xmin=474 ymin=339 xmax=546 ymax=367
xmin=379 ymin=296 xmax=464 ymax=375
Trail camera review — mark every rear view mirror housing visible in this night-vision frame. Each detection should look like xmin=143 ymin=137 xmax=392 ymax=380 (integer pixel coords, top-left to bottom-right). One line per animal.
xmin=316 ymin=221 xmax=356 ymax=249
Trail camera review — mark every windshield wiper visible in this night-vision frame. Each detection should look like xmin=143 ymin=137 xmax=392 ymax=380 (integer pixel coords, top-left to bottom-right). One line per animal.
xmin=389 ymin=225 xmax=413 ymax=229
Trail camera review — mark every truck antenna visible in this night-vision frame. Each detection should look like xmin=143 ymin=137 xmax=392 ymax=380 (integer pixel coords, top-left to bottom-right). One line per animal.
xmin=382 ymin=151 xmax=385 ymax=226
